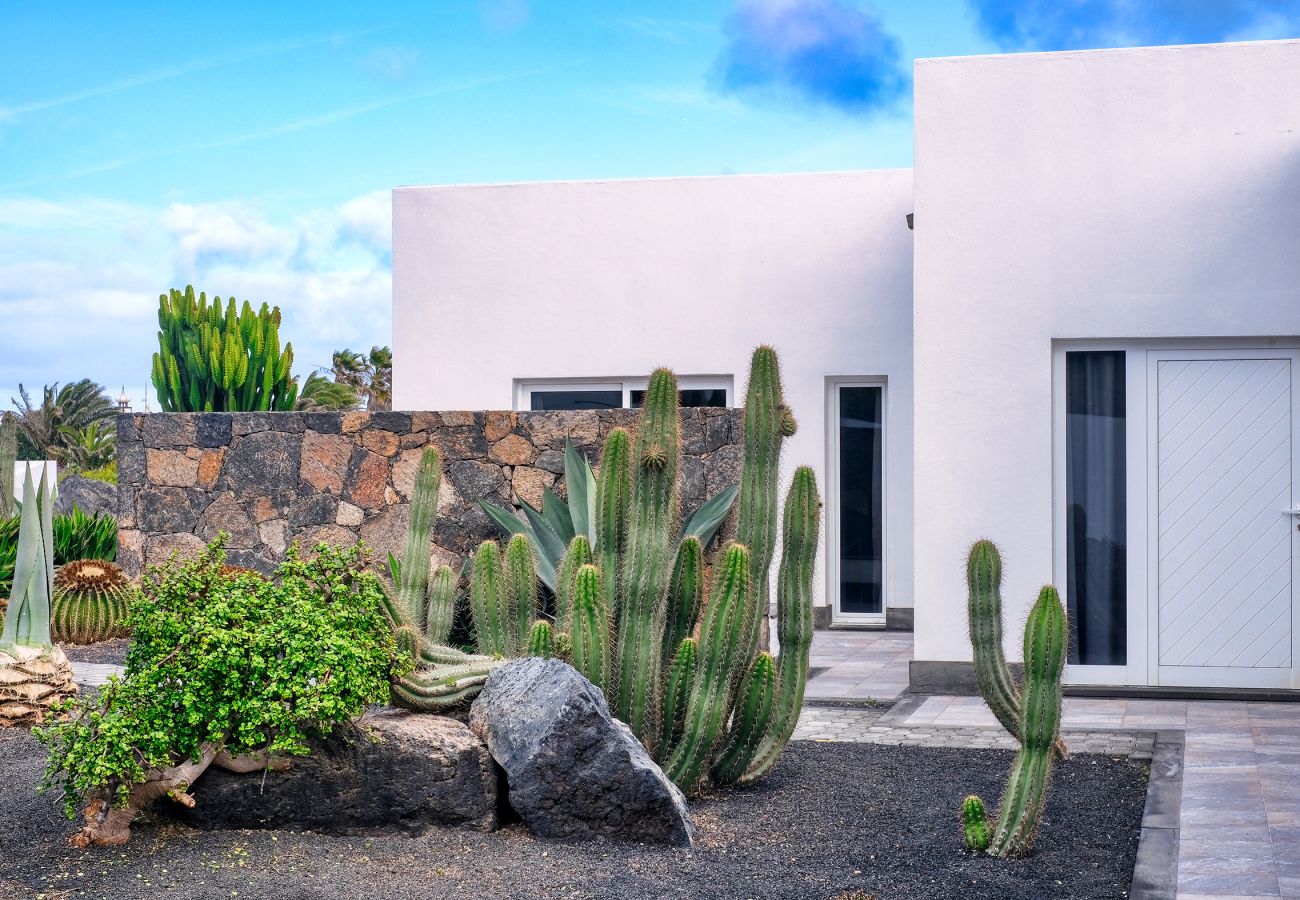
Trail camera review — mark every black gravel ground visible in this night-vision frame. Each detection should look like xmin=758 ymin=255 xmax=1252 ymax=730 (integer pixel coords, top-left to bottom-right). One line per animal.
xmin=61 ymin=638 xmax=130 ymax=665
xmin=0 ymin=729 xmax=1147 ymax=900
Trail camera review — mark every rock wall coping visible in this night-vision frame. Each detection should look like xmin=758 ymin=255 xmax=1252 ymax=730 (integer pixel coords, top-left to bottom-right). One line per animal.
xmin=115 ymin=409 xmax=743 ymax=577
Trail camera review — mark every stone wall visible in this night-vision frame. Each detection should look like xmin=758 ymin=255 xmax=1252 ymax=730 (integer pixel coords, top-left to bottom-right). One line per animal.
xmin=116 ymin=409 xmax=743 ymax=577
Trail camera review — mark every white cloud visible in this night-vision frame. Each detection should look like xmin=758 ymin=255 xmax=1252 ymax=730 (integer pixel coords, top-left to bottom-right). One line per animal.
xmin=338 ymin=190 xmax=392 ymax=255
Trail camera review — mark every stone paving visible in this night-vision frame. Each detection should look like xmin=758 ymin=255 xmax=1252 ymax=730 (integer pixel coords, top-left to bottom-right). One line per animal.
xmin=804 ymin=628 xmax=911 ymax=702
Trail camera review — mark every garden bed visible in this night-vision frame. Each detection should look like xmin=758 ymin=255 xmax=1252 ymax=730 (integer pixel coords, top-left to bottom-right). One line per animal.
xmin=0 ymin=731 xmax=1146 ymax=900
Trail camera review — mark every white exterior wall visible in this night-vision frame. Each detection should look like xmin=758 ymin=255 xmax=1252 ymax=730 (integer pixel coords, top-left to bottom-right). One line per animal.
xmin=394 ymin=171 xmax=916 ymax=612
xmin=913 ymin=40 xmax=1300 ymax=661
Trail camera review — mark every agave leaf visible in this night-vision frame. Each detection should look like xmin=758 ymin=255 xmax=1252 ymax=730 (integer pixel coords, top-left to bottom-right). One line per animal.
xmin=388 ymin=550 xmax=402 ymax=585
xmin=541 ymin=487 xmax=575 ymax=545
xmin=682 ymin=483 xmax=740 ymax=548
xmin=478 ymin=499 xmax=559 ymax=591
xmin=564 ymin=440 xmax=598 ymax=546
xmin=517 ymin=501 xmax=564 ymax=591
xmin=479 ymin=499 xmax=532 ymax=540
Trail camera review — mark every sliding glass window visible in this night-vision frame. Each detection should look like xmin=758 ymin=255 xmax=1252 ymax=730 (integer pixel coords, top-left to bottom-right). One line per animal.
xmin=1065 ymin=351 xmax=1127 ymax=666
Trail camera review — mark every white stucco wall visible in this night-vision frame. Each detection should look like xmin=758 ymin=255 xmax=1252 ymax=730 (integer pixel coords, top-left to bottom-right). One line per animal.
xmin=394 ymin=171 xmax=916 ymax=612
xmin=912 ymin=40 xmax=1300 ymax=661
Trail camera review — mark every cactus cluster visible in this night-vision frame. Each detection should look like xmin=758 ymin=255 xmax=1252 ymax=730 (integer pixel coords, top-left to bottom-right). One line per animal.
xmin=51 ymin=560 xmax=136 ymax=645
xmin=961 ymin=574 xmax=1069 ymax=858
xmin=152 ymin=285 xmax=298 ymax=412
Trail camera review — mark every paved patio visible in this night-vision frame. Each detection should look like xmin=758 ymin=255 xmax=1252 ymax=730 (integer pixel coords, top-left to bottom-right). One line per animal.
xmin=805 ymin=628 xmax=912 ymax=703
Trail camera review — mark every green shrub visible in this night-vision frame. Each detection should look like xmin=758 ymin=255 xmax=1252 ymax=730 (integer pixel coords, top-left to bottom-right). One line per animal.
xmin=36 ymin=538 xmax=396 ymax=825
xmin=79 ymin=461 xmax=117 ymax=484
xmin=52 ymin=506 xmax=117 ymax=562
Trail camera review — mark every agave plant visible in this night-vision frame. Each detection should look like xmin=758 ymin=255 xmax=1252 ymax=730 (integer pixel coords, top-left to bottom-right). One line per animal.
xmin=480 ymin=439 xmax=738 ymax=594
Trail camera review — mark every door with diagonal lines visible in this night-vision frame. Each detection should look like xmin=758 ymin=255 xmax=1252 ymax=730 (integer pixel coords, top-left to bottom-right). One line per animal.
xmin=1152 ymin=350 xmax=1300 ymax=688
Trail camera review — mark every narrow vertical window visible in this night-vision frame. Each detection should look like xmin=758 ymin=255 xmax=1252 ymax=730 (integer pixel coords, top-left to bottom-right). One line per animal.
xmin=1065 ymin=351 xmax=1127 ymax=665
xmin=839 ymin=385 xmax=884 ymax=615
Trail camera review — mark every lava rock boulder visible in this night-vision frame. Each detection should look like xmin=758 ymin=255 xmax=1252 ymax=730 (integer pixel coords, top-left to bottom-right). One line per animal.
xmin=469 ymin=657 xmax=694 ymax=846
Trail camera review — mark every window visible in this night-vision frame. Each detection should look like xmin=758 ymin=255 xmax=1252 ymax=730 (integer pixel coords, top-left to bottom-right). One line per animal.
xmin=518 ymin=377 xmax=732 ymax=411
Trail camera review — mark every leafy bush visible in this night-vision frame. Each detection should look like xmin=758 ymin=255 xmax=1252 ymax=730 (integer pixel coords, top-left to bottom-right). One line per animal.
xmin=36 ymin=538 xmax=397 ymax=827
xmin=79 ymin=460 xmax=117 ymax=484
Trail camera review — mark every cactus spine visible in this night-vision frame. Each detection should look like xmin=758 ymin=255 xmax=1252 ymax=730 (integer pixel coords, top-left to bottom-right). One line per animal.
xmin=469 ymin=541 xmax=512 ymax=656
xmin=397 ymin=448 xmax=440 ymax=625
xmin=737 ymin=465 xmax=820 ymax=782
xmin=554 ymin=535 xmax=592 ymax=629
xmin=961 ymin=795 xmax=992 ymax=852
xmin=51 ymin=560 xmax=135 ymax=645
xmin=504 ymin=533 xmax=538 ymax=652
xmin=662 ymin=536 xmax=703 ymax=674
xmin=712 ymin=652 xmax=776 ymax=785
xmin=569 ymin=564 xmax=610 ymax=691
xmin=594 ymin=427 xmax=631 ymax=615
xmin=665 ymin=543 xmax=754 ymax=793
xmin=528 ymin=620 xmax=555 ymax=658
xmin=986 ymin=585 xmax=1068 ymax=858
xmin=425 ymin=565 xmax=456 ymax=646
xmin=967 ymin=540 xmax=1022 ymax=742
xmin=0 ymin=414 xmax=15 ymax=519
xmin=659 ymin=638 xmax=697 ymax=753
xmin=613 ymin=368 xmax=680 ymax=747
xmin=151 ymin=285 xmax=298 ymax=412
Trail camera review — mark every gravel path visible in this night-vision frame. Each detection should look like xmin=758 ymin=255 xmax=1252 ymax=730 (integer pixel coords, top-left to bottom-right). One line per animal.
xmin=61 ymin=638 xmax=130 ymax=665
xmin=0 ymin=728 xmax=1146 ymax=900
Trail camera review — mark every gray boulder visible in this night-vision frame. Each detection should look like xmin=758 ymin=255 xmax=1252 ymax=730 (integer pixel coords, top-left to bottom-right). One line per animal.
xmin=469 ymin=657 xmax=694 ymax=846
xmin=54 ymin=474 xmax=118 ymax=518
xmin=165 ymin=710 xmax=499 ymax=834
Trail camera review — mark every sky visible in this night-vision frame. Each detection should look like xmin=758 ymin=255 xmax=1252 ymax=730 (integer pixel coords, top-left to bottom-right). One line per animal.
xmin=2 ymin=0 xmax=1299 ymax=411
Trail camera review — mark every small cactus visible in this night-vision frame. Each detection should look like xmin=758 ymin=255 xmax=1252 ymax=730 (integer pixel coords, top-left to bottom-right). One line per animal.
xmin=50 ymin=560 xmax=135 ymax=645
xmin=961 ymin=795 xmax=992 ymax=852
xmin=528 ymin=620 xmax=554 ymax=659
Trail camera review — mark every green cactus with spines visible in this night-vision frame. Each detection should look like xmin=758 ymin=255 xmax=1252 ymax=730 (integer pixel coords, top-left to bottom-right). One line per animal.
xmin=665 ymin=543 xmax=755 ymax=793
xmin=594 ymin=426 xmax=631 ymax=613
xmin=961 ymin=795 xmax=992 ymax=852
xmin=569 ymin=564 xmax=610 ymax=691
xmin=0 ymin=414 xmax=16 ymax=519
xmin=553 ymin=630 xmax=573 ymax=665
xmin=397 ymin=447 xmax=441 ymax=626
xmin=528 ymin=620 xmax=555 ymax=659
xmin=736 ymin=345 xmax=788 ymax=658
xmin=1 ymin=467 xmax=56 ymax=650
xmin=712 ymin=652 xmax=776 ymax=785
xmin=50 ymin=560 xmax=135 ymax=645
xmin=504 ymin=533 xmax=538 ymax=652
xmin=554 ymin=534 xmax=592 ymax=630
xmin=613 ymin=368 xmax=681 ymax=747
xmin=151 ymin=285 xmax=298 ymax=412
xmin=659 ymin=637 xmax=697 ymax=754
xmin=985 ymin=585 xmax=1069 ymax=858
xmin=662 ymin=536 xmax=703 ymax=678
xmin=469 ymin=540 xmax=513 ymax=656
xmin=735 ymin=465 xmax=821 ymax=782
xmin=425 ymin=565 xmax=457 ymax=646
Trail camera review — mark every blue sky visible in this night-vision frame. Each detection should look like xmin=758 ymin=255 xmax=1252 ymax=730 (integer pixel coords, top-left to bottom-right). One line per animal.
xmin=2 ymin=0 xmax=1298 ymax=411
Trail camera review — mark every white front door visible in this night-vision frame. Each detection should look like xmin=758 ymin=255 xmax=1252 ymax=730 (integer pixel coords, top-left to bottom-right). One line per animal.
xmin=1149 ymin=349 xmax=1300 ymax=689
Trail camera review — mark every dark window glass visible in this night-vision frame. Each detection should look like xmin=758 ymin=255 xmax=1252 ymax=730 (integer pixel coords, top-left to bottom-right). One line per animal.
xmin=529 ymin=390 xmax=621 ymax=411
xmin=630 ymin=388 xmax=728 ymax=409
xmin=1066 ymin=351 xmax=1127 ymax=665
xmin=839 ymin=386 xmax=883 ymax=614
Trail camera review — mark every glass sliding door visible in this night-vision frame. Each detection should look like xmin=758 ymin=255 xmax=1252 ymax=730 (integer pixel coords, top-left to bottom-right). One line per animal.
xmin=834 ymin=383 xmax=885 ymax=618
xmin=1064 ymin=351 xmax=1127 ymax=666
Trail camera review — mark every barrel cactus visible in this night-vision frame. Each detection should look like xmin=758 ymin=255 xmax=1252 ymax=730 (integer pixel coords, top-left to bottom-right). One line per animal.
xmin=51 ymin=560 xmax=135 ymax=645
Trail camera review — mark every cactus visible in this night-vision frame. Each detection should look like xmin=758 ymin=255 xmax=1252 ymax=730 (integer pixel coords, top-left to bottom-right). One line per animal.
xmin=712 ymin=652 xmax=776 ymax=784
xmin=0 ymin=414 xmax=15 ymax=520
xmin=736 ymin=345 xmax=789 ymax=656
xmin=961 ymin=795 xmax=992 ymax=852
xmin=595 ymin=427 xmax=631 ymax=615
xmin=469 ymin=541 xmax=512 ymax=656
xmin=569 ymin=564 xmax=610 ymax=692
xmin=425 ymin=565 xmax=457 ymax=646
xmin=736 ymin=466 xmax=821 ymax=782
xmin=50 ymin=560 xmax=135 ymax=645
xmin=554 ymin=534 xmax=592 ymax=629
xmin=504 ymin=533 xmax=538 ymax=652
xmin=151 ymin=285 xmax=298 ymax=412
xmin=665 ymin=543 xmax=755 ymax=793
xmin=613 ymin=368 xmax=681 ymax=746
xmin=662 ymin=536 xmax=703 ymax=677
xmin=528 ymin=620 xmax=555 ymax=658
xmin=659 ymin=638 xmax=697 ymax=752
xmin=984 ymin=585 xmax=1069 ymax=858
xmin=397 ymin=447 xmax=441 ymax=625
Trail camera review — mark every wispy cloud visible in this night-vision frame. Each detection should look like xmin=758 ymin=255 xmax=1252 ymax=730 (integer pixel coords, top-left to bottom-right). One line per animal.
xmin=0 ymin=30 xmax=381 ymax=122
xmin=711 ymin=0 xmax=909 ymax=115
xmin=970 ymin=0 xmax=1300 ymax=51
xmin=620 ymin=16 xmax=714 ymax=45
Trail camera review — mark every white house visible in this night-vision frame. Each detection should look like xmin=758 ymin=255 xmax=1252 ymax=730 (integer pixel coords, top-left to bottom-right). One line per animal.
xmin=393 ymin=38 xmax=1300 ymax=693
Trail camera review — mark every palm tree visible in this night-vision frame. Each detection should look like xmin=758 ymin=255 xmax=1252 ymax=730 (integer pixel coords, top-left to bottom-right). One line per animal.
xmin=11 ymin=381 xmax=116 ymax=464
xmin=329 ymin=346 xmax=392 ymax=410
xmin=295 ymin=372 xmax=361 ymax=411
xmin=367 ymin=346 xmax=392 ymax=411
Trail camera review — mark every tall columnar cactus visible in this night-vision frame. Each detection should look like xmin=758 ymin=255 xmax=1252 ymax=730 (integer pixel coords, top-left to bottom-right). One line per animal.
xmin=397 ymin=447 xmax=441 ymax=625
xmin=712 ymin=652 xmax=776 ymax=784
xmin=569 ymin=564 xmax=610 ymax=691
xmin=425 ymin=565 xmax=457 ymax=646
xmin=51 ymin=560 xmax=135 ymax=645
xmin=554 ymin=534 xmax=592 ymax=628
xmin=659 ymin=637 xmax=696 ymax=751
xmin=976 ymin=585 xmax=1069 ymax=859
xmin=0 ymin=414 xmax=15 ymax=519
xmin=736 ymin=345 xmax=792 ymax=656
xmin=613 ymin=368 xmax=681 ymax=746
xmin=961 ymin=795 xmax=992 ymax=852
xmin=151 ymin=285 xmax=298 ymax=412
xmin=504 ymin=533 xmax=539 ymax=652
xmin=469 ymin=541 xmax=512 ymax=656
xmin=594 ymin=427 xmax=631 ymax=614
xmin=665 ymin=543 xmax=755 ymax=792
xmin=734 ymin=465 xmax=821 ymax=783
xmin=662 ymin=536 xmax=703 ymax=675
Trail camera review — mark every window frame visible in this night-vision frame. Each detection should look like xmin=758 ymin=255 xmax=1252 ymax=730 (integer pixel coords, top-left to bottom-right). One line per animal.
xmin=514 ymin=375 xmax=734 ymax=411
